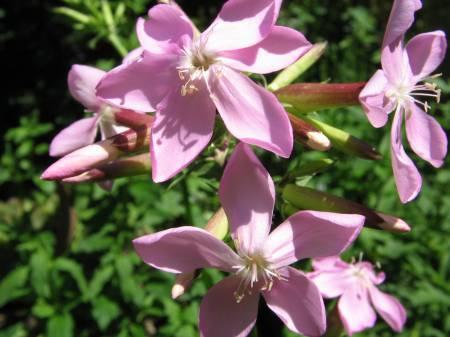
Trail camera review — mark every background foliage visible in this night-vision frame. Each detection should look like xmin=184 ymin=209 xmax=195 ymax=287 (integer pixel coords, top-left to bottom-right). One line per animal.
xmin=1 ymin=1 xmax=449 ymax=337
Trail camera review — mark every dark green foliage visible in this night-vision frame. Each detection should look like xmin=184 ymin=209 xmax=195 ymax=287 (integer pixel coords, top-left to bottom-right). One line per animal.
xmin=0 ymin=1 xmax=449 ymax=337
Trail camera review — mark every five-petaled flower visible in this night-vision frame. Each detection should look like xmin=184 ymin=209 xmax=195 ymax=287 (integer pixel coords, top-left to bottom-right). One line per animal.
xmin=97 ymin=0 xmax=312 ymax=182
xmin=359 ymin=0 xmax=447 ymax=203
xmin=133 ymin=143 xmax=364 ymax=337
xmin=309 ymin=256 xmax=406 ymax=336
xmin=50 ymin=65 xmax=128 ymax=157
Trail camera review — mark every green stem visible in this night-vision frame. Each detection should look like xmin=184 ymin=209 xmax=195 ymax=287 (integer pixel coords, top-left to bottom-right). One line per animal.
xmin=182 ymin=179 xmax=194 ymax=225
xmin=108 ymin=33 xmax=127 ymax=57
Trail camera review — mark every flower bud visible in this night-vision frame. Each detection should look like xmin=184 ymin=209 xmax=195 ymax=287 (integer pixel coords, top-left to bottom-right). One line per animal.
xmin=172 ymin=271 xmax=196 ymax=299
xmin=288 ymin=114 xmax=331 ymax=151
xmin=41 ymin=124 xmax=151 ymax=181
xmin=63 ymin=153 xmax=151 ymax=183
xmin=303 ymin=116 xmax=381 ymax=160
xmin=204 ymin=208 xmax=228 ymax=240
xmin=283 ymin=184 xmax=410 ymax=233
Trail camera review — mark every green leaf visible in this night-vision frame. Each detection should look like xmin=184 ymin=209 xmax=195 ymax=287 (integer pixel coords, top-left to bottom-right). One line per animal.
xmin=91 ymin=296 xmax=121 ymax=331
xmin=87 ymin=265 xmax=114 ymax=300
xmin=54 ymin=258 xmax=88 ymax=296
xmin=46 ymin=312 xmax=74 ymax=337
xmin=32 ymin=300 xmax=55 ymax=318
xmin=30 ymin=251 xmax=51 ymax=298
xmin=0 ymin=266 xmax=29 ymax=307
xmin=115 ymin=254 xmax=144 ymax=306
xmin=0 ymin=323 xmax=27 ymax=337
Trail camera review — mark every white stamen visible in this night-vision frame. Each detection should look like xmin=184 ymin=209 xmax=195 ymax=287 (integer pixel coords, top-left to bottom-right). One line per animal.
xmin=176 ymin=37 xmax=219 ymax=97
xmin=232 ymin=251 xmax=284 ymax=303
xmin=387 ymin=74 xmax=442 ymax=114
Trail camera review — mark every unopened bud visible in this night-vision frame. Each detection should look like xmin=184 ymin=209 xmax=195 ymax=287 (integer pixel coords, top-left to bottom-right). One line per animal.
xmin=306 ymin=131 xmax=331 ymax=151
xmin=283 ymin=184 xmax=410 ymax=233
xmin=288 ymin=113 xmax=331 ymax=151
xmin=172 ymin=271 xmax=196 ymax=299
xmin=376 ymin=212 xmax=411 ymax=233
xmin=303 ymin=116 xmax=381 ymax=160
xmin=63 ymin=153 xmax=151 ymax=183
xmin=204 ymin=208 xmax=228 ymax=240
xmin=41 ymin=124 xmax=151 ymax=181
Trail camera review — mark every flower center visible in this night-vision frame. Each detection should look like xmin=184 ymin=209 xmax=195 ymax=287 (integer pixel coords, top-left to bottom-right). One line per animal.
xmin=177 ymin=39 xmax=218 ymax=96
xmin=232 ymin=252 xmax=283 ymax=303
xmin=386 ymin=74 xmax=442 ymax=113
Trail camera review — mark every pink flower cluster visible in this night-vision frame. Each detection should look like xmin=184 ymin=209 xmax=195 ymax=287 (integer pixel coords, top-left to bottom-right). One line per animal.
xmin=45 ymin=0 xmax=447 ymax=336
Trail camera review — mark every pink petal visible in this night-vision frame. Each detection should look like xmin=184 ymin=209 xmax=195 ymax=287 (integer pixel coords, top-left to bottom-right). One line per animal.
xmin=369 ymin=286 xmax=407 ymax=332
xmin=68 ymin=65 xmax=105 ymax=112
xmin=132 ymin=226 xmax=240 ymax=274
xmin=264 ymin=211 xmax=364 ymax=269
xmin=308 ymin=269 xmax=353 ymax=299
xmin=382 ymin=42 xmax=413 ymax=84
xmin=209 ymin=66 xmax=293 ymax=157
xmin=199 ymin=276 xmax=259 ymax=337
xmin=137 ymin=4 xmax=193 ymax=54
xmin=96 ymin=51 xmax=178 ymax=113
xmin=390 ymin=109 xmax=422 ymax=203
xmin=312 ymin=256 xmax=350 ymax=272
xmin=150 ymin=84 xmax=216 ymax=182
xmin=406 ymin=31 xmax=447 ymax=81
xmin=42 ymin=143 xmax=114 ymax=180
xmin=219 ymin=143 xmax=275 ymax=255
xmin=356 ymin=262 xmax=386 ymax=285
xmin=382 ymin=0 xmax=422 ymax=48
xmin=263 ymin=267 xmax=326 ymax=337
xmin=49 ymin=117 xmax=99 ymax=157
xmin=203 ymin=0 xmax=278 ymax=52
xmin=338 ymin=283 xmax=377 ymax=336
xmin=405 ymin=103 xmax=447 ymax=167
xmin=359 ymin=70 xmax=394 ymax=128
xmin=123 ymin=47 xmax=144 ymax=64
xmin=219 ymin=26 xmax=311 ymax=74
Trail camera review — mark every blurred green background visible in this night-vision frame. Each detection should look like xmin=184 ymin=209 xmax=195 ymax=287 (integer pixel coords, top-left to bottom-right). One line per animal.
xmin=1 ymin=0 xmax=449 ymax=337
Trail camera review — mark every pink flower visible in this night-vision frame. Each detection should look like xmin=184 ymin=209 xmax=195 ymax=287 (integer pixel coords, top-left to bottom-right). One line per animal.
xmin=49 ymin=65 xmax=128 ymax=157
xmin=309 ymin=256 xmax=407 ymax=336
xmin=133 ymin=143 xmax=364 ymax=337
xmin=359 ymin=0 xmax=447 ymax=203
xmin=97 ymin=0 xmax=312 ymax=182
